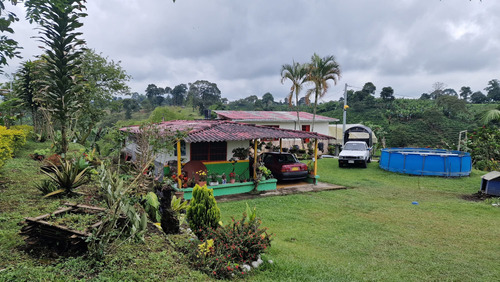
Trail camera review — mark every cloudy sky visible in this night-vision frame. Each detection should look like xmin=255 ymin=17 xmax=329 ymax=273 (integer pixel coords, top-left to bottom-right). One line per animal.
xmin=3 ymin=0 xmax=499 ymax=102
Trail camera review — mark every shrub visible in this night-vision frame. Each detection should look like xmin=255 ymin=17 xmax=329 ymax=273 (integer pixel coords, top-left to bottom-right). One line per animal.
xmin=0 ymin=126 xmax=27 ymax=153
xmin=465 ymin=126 xmax=500 ymax=170
xmin=186 ymin=184 xmax=220 ymax=238
xmin=10 ymin=125 xmax=34 ymax=140
xmin=185 ymin=205 xmax=272 ymax=279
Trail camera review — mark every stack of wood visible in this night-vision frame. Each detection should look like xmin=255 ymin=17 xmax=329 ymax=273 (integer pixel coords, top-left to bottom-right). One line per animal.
xmin=19 ymin=203 xmax=106 ymax=253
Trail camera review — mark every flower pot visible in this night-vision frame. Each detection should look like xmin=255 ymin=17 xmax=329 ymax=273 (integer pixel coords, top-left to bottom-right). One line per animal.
xmin=197 ymin=181 xmax=207 ymax=187
xmin=209 ymin=181 xmax=219 ymax=186
xmin=230 ymin=179 xmax=236 ymax=184
xmin=174 ymin=191 xmax=184 ymax=199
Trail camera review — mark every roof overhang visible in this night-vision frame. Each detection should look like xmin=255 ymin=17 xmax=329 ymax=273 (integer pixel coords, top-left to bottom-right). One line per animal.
xmin=120 ymin=120 xmax=335 ymax=143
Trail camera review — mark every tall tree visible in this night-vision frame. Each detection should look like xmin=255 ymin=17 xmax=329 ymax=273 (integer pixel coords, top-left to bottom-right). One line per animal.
xmin=305 ymin=53 xmax=341 ymax=131
xmin=470 ymin=91 xmax=488 ymax=104
xmin=186 ymin=80 xmax=221 ymax=114
xmin=76 ymin=49 xmax=130 ymax=144
xmin=281 ymin=61 xmax=308 ymax=130
xmin=171 ymin=83 xmax=187 ymax=106
xmin=380 ymin=86 xmax=395 ymax=101
xmin=13 ymin=59 xmax=46 ymax=136
xmin=26 ymin=0 xmax=87 ymax=154
xmin=459 ymin=86 xmax=472 ymax=102
xmin=362 ymin=82 xmax=376 ymax=95
xmin=261 ymin=92 xmax=275 ymax=110
xmin=0 ymin=0 xmax=21 ymax=73
xmin=485 ymin=79 xmax=500 ymax=102
xmin=430 ymin=82 xmax=446 ymax=99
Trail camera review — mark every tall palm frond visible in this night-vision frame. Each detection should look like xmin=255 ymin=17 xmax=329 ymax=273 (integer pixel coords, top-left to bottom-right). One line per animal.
xmin=306 ymin=53 xmax=341 ymax=131
xmin=482 ymin=109 xmax=500 ymax=124
xmin=280 ymin=61 xmax=309 ymax=130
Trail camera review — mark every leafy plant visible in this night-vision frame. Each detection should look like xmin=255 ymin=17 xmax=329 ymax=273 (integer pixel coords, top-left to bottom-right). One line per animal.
xmin=42 ymin=159 xmax=90 ymax=198
xmin=232 ymin=147 xmax=249 ymax=160
xmin=258 ymin=166 xmax=272 ymax=180
xmin=186 ymin=184 xmax=220 ymax=238
xmin=208 ymin=172 xmax=218 ymax=183
xmin=88 ymin=164 xmax=148 ymax=259
xmin=141 ymin=192 xmax=161 ymax=223
xmin=34 ymin=179 xmax=58 ymax=195
xmin=184 ymin=205 xmax=272 ymax=279
xmin=171 ymin=195 xmax=189 ymax=215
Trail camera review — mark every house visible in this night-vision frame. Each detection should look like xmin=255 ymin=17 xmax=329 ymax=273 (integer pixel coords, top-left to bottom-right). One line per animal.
xmin=120 ymin=120 xmax=334 ymax=198
xmin=480 ymin=171 xmax=500 ymax=196
xmin=214 ymin=110 xmax=338 ymax=151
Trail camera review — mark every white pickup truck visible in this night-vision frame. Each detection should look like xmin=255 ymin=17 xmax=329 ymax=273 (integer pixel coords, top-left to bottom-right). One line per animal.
xmin=338 ymin=141 xmax=371 ymax=168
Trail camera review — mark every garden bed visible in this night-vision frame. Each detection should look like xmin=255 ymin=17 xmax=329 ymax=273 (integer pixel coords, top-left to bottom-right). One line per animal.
xmin=20 ymin=203 xmax=107 ymax=254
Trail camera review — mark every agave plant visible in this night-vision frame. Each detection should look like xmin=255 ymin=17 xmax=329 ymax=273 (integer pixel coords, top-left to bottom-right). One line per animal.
xmin=42 ymin=158 xmax=90 ymax=198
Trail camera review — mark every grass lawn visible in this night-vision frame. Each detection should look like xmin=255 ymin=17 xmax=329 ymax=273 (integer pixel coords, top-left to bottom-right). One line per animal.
xmin=219 ymin=160 xmax=500 ymax=281
xmin=1 ymin=142 xmax=499 ymax=281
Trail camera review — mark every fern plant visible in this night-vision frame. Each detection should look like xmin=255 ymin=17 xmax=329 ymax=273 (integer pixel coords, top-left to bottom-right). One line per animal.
xmin=42 ymin=158 xmax=90 ymax=198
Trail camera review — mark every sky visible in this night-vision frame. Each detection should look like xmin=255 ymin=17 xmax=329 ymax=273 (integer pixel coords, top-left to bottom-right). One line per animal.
xmin=2 ymin=0 xmax=499 ymax=102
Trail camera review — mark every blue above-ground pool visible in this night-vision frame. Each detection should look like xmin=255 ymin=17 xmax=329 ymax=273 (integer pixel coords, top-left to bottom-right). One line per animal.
xmin=379 ymin=148 xmax=471 ymax=177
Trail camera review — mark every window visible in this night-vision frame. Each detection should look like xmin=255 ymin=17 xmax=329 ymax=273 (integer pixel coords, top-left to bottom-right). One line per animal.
xmin=190 ymin=142 xmax=227 ymax=161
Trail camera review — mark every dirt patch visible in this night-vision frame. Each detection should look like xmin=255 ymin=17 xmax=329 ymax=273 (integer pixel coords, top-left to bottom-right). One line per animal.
xmin=461 ymin=192 xmax=495 ymax=202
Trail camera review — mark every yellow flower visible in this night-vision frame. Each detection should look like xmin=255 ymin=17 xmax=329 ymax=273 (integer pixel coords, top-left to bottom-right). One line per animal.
xmin=198 ymin=239 xmax=214 ymax=256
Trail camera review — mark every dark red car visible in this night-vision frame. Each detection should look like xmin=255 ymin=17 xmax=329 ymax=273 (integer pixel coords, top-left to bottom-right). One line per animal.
xmin=262 ymin=152 xmax=308 ymax=181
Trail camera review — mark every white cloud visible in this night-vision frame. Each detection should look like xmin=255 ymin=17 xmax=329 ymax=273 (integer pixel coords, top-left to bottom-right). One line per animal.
xmin=1 ymin=0 xmax=500 ymax=102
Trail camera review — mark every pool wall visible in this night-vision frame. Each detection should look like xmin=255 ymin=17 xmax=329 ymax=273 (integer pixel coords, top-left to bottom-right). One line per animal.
xmin=379 ymin=148 xmax=471 ymax=177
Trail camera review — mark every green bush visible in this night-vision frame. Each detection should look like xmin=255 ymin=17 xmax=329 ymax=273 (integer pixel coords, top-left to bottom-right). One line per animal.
xmin=466 ymin=125 xmax=500 ymax=170
xmin=186 ymin=184 xmax=220 ymax=238
xmin=184 ymin=206 xmax=272 ymax=279
xmin=0 ymin=125 xmax=28 ymax=168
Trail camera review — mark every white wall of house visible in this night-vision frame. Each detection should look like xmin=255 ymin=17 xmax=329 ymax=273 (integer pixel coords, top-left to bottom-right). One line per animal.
xmin=227 ymin=140 xmax=250 ymax=160
xmin=246 ymin=121 xmax=330 ymax=136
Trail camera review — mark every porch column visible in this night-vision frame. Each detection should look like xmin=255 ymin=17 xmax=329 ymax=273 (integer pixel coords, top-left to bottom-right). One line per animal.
xmin=279 ymin=138 xmax=283 ymax=153
xmin=253 ymin=139 xmax=258 ymax=180
xmin=313 ymin=138 xmax=318 ymax=176
xmin=177 ymin=139 xmax=182 ymax=188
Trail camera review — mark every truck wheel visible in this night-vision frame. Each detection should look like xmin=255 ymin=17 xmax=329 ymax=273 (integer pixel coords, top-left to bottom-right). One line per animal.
xmin=338 ymin=161 xmax=343 ymax=168
xmin=367 ymin=157 xmax=371 ymax=163
xmin=362 ymin=160 xmax=367 ymax=168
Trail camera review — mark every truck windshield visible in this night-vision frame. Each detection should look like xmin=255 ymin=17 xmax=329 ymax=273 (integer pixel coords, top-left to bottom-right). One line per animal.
xmin=344 ymin=143 xmax=366 ymax=151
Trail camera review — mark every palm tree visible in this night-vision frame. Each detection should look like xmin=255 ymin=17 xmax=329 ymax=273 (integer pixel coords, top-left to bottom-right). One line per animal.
xmin=306 ymin=53 xmax=341 ymax=131
xmin=483 ymin=108 xmax=500 ymax=124
xmin=280 ymin=61 xmax=308 ymax=130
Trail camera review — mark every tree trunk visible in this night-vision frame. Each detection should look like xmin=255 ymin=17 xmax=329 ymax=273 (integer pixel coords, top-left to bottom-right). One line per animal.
xmin=61 ymin=123 xmax=68 ymax=156
xmin=312 ymin=88 xmax=319 ymax=132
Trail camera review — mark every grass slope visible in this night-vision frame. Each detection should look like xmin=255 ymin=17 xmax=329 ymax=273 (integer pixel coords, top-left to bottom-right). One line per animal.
xmin=219 ymin=160 xmax=499 ymax=281
xmin=1 ymin=143 xmax=499 ymax=281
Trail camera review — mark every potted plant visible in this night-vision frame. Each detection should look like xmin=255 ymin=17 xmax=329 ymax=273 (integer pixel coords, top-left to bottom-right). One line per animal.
xmin=232 ymin=147 xmax=249 ymax=160
xmin=208 ymin=172 xmax=219 ymax=186
xmin=229 ymin=172 xmax=236 ymax=183
xmin=195 ymin=170 xmax=207 ymax=187
xmin=258 ymin=166 xmax=272 ymax=180
xmin=239 ymin=174 xmax=247 ymax=183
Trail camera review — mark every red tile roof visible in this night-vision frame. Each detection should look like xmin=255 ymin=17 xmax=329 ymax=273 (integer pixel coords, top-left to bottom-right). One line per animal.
xmin=120 ymin=120 xmax=334 ymax=143
xmin=215 ymin=110 xmax=339 ymax=122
